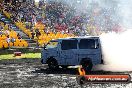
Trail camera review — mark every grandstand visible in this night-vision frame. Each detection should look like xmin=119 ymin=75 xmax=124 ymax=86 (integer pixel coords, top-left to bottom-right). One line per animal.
xmin=0 ymin=12 xmax=29 ymax=49
xmin=0 ymin=0 xmax=75 ymax=49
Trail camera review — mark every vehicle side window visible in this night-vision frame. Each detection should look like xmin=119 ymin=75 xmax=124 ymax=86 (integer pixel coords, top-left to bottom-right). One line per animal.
xmin=61 ymin=40 xmax=78 ymax=50
xmin=79 ymin=39 xmax=98 ymax=49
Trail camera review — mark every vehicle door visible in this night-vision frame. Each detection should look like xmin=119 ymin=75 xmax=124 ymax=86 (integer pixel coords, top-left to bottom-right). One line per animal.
xmin=78 ymin=39 xmax=101 ymax=64
xmin=59 ymin=39 xmax=78 ymax=65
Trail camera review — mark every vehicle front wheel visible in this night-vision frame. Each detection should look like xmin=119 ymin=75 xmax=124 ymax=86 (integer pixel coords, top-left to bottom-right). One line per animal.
xmin=47 ymin=59 xmax=58 ymax=70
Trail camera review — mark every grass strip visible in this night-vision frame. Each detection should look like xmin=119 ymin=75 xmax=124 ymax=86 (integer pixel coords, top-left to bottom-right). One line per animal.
xmin=0 ymin=53 xmax=41 ymax=60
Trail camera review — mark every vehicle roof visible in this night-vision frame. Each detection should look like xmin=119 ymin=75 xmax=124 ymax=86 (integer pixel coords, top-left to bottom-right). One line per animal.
xmin=51 ymin=36 xmax=99 ymax=42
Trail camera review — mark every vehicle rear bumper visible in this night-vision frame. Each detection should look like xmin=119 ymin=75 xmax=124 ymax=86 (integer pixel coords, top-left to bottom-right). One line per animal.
xmin=101 ymin=59 xmax=104 ymax=64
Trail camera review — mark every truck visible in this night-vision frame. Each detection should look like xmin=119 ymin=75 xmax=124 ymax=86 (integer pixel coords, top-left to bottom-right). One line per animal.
xmin=41 ymin=36 xmax=103 ymax=72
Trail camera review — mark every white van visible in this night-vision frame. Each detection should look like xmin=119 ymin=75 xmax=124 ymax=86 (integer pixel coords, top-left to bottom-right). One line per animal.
xmin=41 ymin=36 xmax=103 ymax=71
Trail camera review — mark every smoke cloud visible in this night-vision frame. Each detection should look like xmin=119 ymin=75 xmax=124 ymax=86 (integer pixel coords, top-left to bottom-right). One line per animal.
xmin=96 ymin=30 xmax=131 ymax=71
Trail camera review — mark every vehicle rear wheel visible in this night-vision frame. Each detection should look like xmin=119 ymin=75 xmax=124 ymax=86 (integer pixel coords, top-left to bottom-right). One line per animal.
xmin=47 ymin=59 xmax=58 ymax=70
xmin=81 ymin=59 xmax=93 ymax=72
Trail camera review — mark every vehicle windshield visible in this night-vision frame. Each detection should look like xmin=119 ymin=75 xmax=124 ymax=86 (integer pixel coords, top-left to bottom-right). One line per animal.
xmin=45 ymin=41 xmax=58 ymax=49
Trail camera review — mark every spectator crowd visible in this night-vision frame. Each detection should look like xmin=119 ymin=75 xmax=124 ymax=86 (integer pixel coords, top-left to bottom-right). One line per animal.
xmin=0 ymin=0 xmax=90 ymax=37
xmin=0 ymin=0 xmax=122 ymax=42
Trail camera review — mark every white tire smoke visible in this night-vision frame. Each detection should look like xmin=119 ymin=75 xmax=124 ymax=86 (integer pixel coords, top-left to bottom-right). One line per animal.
xmin=95 ymin=30 xmax=132 ymax=71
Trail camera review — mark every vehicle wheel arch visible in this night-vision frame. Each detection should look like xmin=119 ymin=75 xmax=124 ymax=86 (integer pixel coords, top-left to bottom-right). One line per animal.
xmin=80 ymin=58 xmax=92 ymax=64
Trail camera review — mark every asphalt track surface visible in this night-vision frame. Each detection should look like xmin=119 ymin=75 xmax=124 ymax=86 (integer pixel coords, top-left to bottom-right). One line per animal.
xmin=0 ymin=58 xmax=131 ymax=88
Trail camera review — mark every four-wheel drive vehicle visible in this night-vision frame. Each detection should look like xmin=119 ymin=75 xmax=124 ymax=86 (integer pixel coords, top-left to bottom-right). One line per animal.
xmin=41 ymin=36 xmax=103 ymax=71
